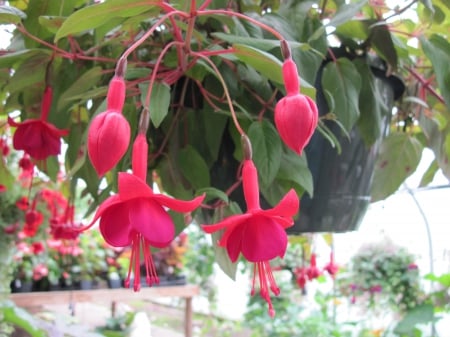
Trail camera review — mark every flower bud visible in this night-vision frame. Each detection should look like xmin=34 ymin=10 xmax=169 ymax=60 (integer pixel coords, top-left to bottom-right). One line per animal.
xmin=107 ymin=76 xmax=126 ymax=111
xmin=87 ymin=110 xmax=131 ymax=176
xmin=275 ymin=58 xmax=318 ymax=155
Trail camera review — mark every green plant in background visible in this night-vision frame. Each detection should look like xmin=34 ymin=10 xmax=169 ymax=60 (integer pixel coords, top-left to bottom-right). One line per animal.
xmin=344 ymin=241 xmax=424 ymax=313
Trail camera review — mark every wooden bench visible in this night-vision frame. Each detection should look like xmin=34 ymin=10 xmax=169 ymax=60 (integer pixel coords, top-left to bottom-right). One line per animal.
xmin=10 ymin=284 xmax=199 ymax=337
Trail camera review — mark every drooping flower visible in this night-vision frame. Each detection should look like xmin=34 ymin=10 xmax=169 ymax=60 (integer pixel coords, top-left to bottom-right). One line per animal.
xmin=87 ymin=133 xmax=205 ymax=291
xmin=8 ymin=86 xmax=69 ymax=160
xmin=274 ymin=53 xmax=318 ymax=155
xmin=202 ymin=158 xmax=299 ymax=317
xmin=294 ymin=266 xmax=308 ymax=289
xmin=324 ymin=251 xmax=339 ymax=278
xmin=306 ymin=253 xmax=321 ymax=280
xmin=87 ymin=76 xmax=130 ymax=176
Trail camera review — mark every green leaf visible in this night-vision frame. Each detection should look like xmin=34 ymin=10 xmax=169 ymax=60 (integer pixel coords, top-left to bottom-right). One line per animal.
xmin=38 ymin=15 xmax=66 ymax=33
xmin=394 ymin=303 xmax=435 ymax=334
xmin=354 ymin=58 xmax=388 ymax=145
xmin=0 ymin=5 xmax=26 ymax=23
xmin=0 ymin=154 xmax=15 ymax=189
xmin=371 ymin=133 xmax=423 ymax=202
xmin=0 ymin=50 xmax=50 ymax=69
xmin=278 ymin=152 xmax=313 ymax=197
xmin=57 ymin=66 xmax=103 ymax=110
xmin=419 ymin=159 xmax=439 ymax=187
xmin=55 ymin=0 xmax=159 ymax=41
xmin=420 ymin=34 xmax=450 ymax=107
xmin=178 ymin=145 xmax=211 ymax=189
xmin=1 ymin=302 xmax=46 ymax=337
xmin=209 ymin=202 xmax=241 ymax=280
xmin=196 ymin=187 xmax=229 ymax=203
xmin=232 ymin=44 xmax=316 ymax=98
xmin=248 ymin=120 xmax=282 ymax=188
xmin=419 ymin=0 xmax=435 ymax=13
xmin=322 ymin=58 xmax=362 ymax=131
xmin=369 ymin=23 xmax=398 ymax=70
xmin=329 ymin=0 xmax=369 ymax=28
xmin=212 ymin=32 xmax=307 ymax=51
xmin=139 ymin=81 xmax=171 ymax=128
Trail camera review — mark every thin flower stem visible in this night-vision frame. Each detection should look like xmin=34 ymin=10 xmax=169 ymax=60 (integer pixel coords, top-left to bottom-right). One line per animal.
xmin=197 ymin=9 xmax=285 ymax=41
xmin=407 ymin=67 xmax=445 ymax=105
xmin=143 ymin=40 xmax=183 ymax=129
xmin=118 ymin=10 xmax=189 ymax=67
xmin=192 ymin=52 xmax=245 ymax=136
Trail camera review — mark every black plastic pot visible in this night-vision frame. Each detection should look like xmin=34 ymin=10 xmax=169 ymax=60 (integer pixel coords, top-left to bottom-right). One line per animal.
xmin=287 ymin=51 xmax=404 ymax=233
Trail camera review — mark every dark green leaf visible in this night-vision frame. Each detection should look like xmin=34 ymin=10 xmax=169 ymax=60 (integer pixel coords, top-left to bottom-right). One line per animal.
xmin=55 ymin=0 xmax=159 ymax=41
xmin=278 ymin=152 xmax=313 ymax=197
xmin=322 ymin=58 xmax=362 ymax=131
xmin=354 ymin=58 xmax=388 ymax=145
xmin=178 ymin=145 xmax=211 ymax=189
xmin=57 ymin=66 xmax=103 ymax=110
xmin=369 ymin=23 xmax=398 ymax=70
xmin=5 ymin=52 xmax=50 ymax=93
xmin=0 ymin=5 xmax=26 ymax=23
xmin=248 ymin=120 xmax=282 ymax=187
xmin=420 ymin=34 xmax=450 ymax=107
xmin=371 ymin=133 xmax=423 ymax=202
xmin=139 ymin=81 xmax=171 ymax=128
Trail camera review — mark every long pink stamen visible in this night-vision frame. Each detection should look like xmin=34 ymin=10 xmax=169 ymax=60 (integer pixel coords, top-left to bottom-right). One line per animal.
xmin=133 ymin=233 xmax=141 ymax=291
xmin=142 ymin=237 xmax=160 ymax=286
xmin=251 ymin=261 xmax=279 ymax=318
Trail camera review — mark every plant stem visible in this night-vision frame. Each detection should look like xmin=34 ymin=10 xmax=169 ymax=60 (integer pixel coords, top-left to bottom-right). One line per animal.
xmin=192 ymin=51 xmax=245 ymax=136
xmin=407 ymin=67 xmax=445 ymax=105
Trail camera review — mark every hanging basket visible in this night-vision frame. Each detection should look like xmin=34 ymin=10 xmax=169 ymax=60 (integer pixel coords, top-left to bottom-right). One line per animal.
xmin=288 ymin=51 xmax=405 ymax=234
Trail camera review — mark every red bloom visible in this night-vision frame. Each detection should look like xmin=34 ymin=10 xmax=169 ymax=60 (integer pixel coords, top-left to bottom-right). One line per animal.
xmin=31 ymin=242 xmax=45 ymax=254
xmin=306 ymin=253 xmax=321 ymax=280
xmin=87 ymin=76 xmax=130 ymax=176
xmin=8 ymin=87 xmax=68 ymax=160
xmin=88 ymin=134 xmax=205 ymax=290
xmin=0 ymin=184 xmax=6 ymax=193
xmin=23 ymin=210 xmax=44 ymax=237
xmin=202 ymin=159 xmax=299 ymax=317
xmin=16 ymin=196 xmax=29 ymax=210
xmin=324 ymin=252 xmax=339 ymax=278
xmin=274 ymin=58 xmax=318 ymax=155
xmin=294 ymin=267 xmax=308 ymax=289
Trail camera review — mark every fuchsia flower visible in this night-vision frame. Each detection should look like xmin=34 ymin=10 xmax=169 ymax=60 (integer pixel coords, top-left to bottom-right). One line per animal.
xmin=274 ymin=50 xmax=318 ymax=155
xmin=8 ymin=86 xmax=68 ymax=160
xmin=88 ymin=76 xmax=130 ymax=176
xmin=324 ymin=251 xmax=339 ymax=278
xmin=306 ymin=253 xmax=321 ymax=280
xmin=202 ymin=158 xmax=299 ymax=317
xmin=88 ymin=133 xmax=205 ymax=290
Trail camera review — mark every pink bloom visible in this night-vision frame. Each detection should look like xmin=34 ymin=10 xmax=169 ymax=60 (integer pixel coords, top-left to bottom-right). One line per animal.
xmin=31 ymin=242 xmax=45 ymax=254
xmin=202 ymin=159 xmax=299 ymax=317
xmin=8 ymin=87 xmax=68 ymax=160
xmin=324 ymin=252 xmax=339 ymax=278
xmin=306 ymin=253 xmax=321 ymax=280
xmin=294 ymin=267 xmax=308 ymax=289
xmin=0 ymin=184 xmax=6 ymax=193
xmin=88 ymin=134 xmax=205 ymax=290
xmin=274 ymin=58 xmax=318 ymax=155
xmin=32 ymin=263 xmax=49 ymax=281
xmin=87 ymin=76 xmax=130 ymax=176
xmin=16 ymin=196 xmax=29 ymax=210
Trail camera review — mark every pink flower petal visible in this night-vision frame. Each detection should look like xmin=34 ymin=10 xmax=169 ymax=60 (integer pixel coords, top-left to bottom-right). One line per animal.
xmin=241 ymin=215 xmax=288 ymax=262
xmin=225 ymin=226 xmax=244 ymax=262
xmin=153 ymin=193 xmax=205 ymax=213
xmin=129 ymin=198 xmax=174 ymax=248
xmin=118 ymin=173 xmax=153 ymax=200
xmin=261 ymin=189 xmax=299 ymax=219
xmin=99 ymin=204 xmax=132 ymax=247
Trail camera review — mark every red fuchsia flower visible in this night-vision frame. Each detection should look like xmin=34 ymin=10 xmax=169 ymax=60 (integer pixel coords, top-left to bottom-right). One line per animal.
xmin=86 ymin=133 xmax=205 ymax=291
xmin=294 ymin=266 xmax=308 ymax=289
xmin=8 ymin=86 xmax=69 ymax=160
xmin=19 ymin=154 xmax=34 ymax=172
xmin=274 ymin=44 xmax=318 ymax=155
xmin=31 ymin=242 xmax=45 ymax=254
xmin=202 ymin=158 xmax=299 ymax=317
xmin=0 ymin=137 xmax=9 ymax=156
xmin=0 ymin=184 xmax=6 ymax=193
xmin=16 ymin=196 xmax=29 ymax=210
xmin=87 ymin=75 xmax=131 ymax=176
xmin=306 ymin=253 xmax=321 ymax=280
xmin=3 ymin=223 xmax=19 ymax=235
xmin=324 ymin=252 xmax=339 ymax=278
